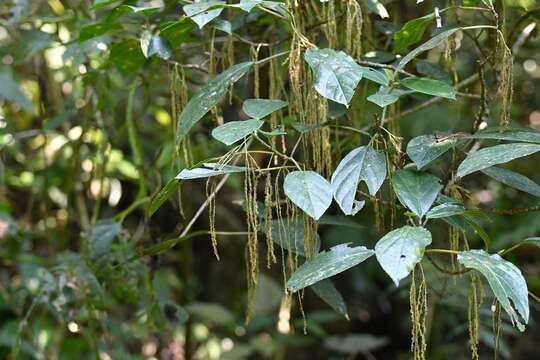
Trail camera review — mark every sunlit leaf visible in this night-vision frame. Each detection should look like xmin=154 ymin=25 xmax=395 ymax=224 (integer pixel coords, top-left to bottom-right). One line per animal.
xmin=331 ymin=146 xmax=386 ymax=215
xmin=375 ymin=226 xmax=432 ymax=286
xmin=176 ymin=61 xmax=253 ymax=142
xmin=211 ymin=119 xmax=264 ymax=145
xmin=457 ymin=143 xmax=540 ymax=178
xmin=458 ymin=250 xmax=529 ymax=331
xmin=284 ymin=171 xmax=333 ymax=220
xmin=176 ymin=164 xmax=246 ymax=180
xmin=406 ymin=134 xmax=457 ymax=169
xmin=183 ymin=1 xmax=226 ymax=29
xmin=287 ymin=244 xmax=375 ymax=292
xmin=305 ymin=48 xmax=364 ymax=106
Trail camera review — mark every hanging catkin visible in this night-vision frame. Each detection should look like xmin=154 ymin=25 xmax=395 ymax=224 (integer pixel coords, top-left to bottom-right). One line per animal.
xmin=468 ymin=274 xmax=480 ymax=360
xmin=324 ymin=0 xmax=338 ymax=48
xmin=345 ymin=0 xmax=363 ymax=59
xmin=410 ymin=265 xmax=428 ymax=360
xmin=206 ymin=178 xmax=219 ymax=260
xmin=264 ymin=172 xmax=277 ymax=268
xmin=498 ymin=39 xmax=513 ymax=127
xmin=244 ymin=153 xmax=260 ymax=321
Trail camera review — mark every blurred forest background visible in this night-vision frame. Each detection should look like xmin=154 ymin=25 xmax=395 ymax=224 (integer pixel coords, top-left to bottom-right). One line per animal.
xmin=1 ymin=0 xmax=540 ymax=359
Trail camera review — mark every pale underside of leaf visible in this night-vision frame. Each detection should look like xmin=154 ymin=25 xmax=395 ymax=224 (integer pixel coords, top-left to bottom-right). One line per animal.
xmin=331 ymin=146 xmax=386 ymax=215
xmin=375 ymin=226 xmax=432 ymax=286
xmin=305 ymin=48 xmax=364 ymax=107
xmin=458 ymin=250 xmax=529 ymax=331
xmin=406 ymin=134 xmax=457 ymax=170
xmin=287 ymin=244 xmax=375 ymax=292
xmin=283 ymin=171 xmax=333 ymax=220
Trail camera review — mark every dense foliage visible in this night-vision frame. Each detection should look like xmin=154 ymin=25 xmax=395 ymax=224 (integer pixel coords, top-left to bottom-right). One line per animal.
xmin=1 ymin=0 xmax=540 ymax=359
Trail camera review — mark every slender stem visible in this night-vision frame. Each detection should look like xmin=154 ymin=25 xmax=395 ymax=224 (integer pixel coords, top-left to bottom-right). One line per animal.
xmin=253 ymin=133 xmax=302 ymax=170
xmin=255 ymin=50 xmax=289 ymax=66
xmin=425 ymin=249 xmax=461 ymax=255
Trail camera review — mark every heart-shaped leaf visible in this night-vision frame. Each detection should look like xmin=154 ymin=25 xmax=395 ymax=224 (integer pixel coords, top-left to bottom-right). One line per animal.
xmin=331 ymin=146 xmax=386 ymax=215
xmin=406 ymin=134 xmax=457 ymax=170
xmin=184 ymin=1 xmax=226 ymax=29
xmin=305 ymin=48 xmax=364 ymax=107
xmin=391 ymin=170 xmax=442 ymax=218
xmin=375 ymin=226 xmax=432 ymax=286
xmin=284 ymin=171 xmax=333 ymax=220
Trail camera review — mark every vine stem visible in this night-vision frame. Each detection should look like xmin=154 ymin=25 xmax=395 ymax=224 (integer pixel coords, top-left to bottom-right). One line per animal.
xmin=425 ymin=249 xmax=461 ymax=255
xmin=253 ymin=133 xmax=302 ymax=170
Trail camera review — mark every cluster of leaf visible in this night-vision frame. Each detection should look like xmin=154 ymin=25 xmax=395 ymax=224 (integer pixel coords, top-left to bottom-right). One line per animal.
xmin=2 ymin=0 xmax=540 ymax=359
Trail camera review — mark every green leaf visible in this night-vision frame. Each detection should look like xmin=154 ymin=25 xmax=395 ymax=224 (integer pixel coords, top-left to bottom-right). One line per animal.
xmin=176 ymin=164 xmax=246 ymax=180
xmin=367 ymin=87 xmax=404 ymax=107
xmin=331 ymin=146 xmax=386 ymax=215
xmin=398 ymin=28 xmax=459 ymax=70
xmin=268 ymin=218 xmax=320 ymax=257
xmin=284 ymin=171 xmax=333 ymax=220
xmin=140 ymin=32 xmax=172 ymax=60
xmin=91 ymin=0 xmax=121 ymax=10
xmin=242 ymin=99 xmax=288 ymax=119
xmin=391 ymin=170 xmax=442 ymax=218
xmin=466 ymin=128 xmax=540 ymax=144
xmin=176 ymin=61 xmax=253 ymax=142
xmin=375 ymin=226 xmax=432 ymax=286
xmin=406 ymin=134 xmax=457 ymax=170
xmin=457 ymin=143 xmax=540 ymax=178
xmin=86 ymin=219 xmax=122 ymax=258
xmin=287 ymin=244 xmax=375 ymax=292
xmin=304 ymin=48 xmax=364 ymax=107
xmin=148 ymin=179 xmax=180 ymax=217
xmin=416 ymin=59 xmax=450 ymax=80
xmin=186 ymin=302 xmax=234 ymax=325
xmin=110 ymin=40 xmax=146 ymax=76
xmin=183 ymin=1 xmax=226 ymax=29
xmin=394 ymin=14 xmax=434 ymax=52
xmin=212 ymin=19 xmax=232 ymax=34
xmin=0 ymin=73 xmax=36 ymax=114
xmin=325 ymin=334 xmax=388 ymax=354
xmin=457 ymin=250 xmax=529 ymax=331
xmin=238 ymin=0 xmax=261 ymax=11
xmin=363 ymin=0 xmax=389 ymax=18
xmin=311 ymin=279 xmax=348 ymax=317
xmin=120 ymin=5 xmax=162 ymax=16
xmin=400 ymin=77 xmax=456 ymax=99
xmin=211 ymin=119 xmax=264 ymax=145
xmin=425 ymin=203 xmax=466 ymax=219
xmin=79 ymin=23 xmax=120 ymax=42
xmin=358 ymin=67 xmax=389 ymax=86
xmin=481 ymin=167 xmax=540 ymax=198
